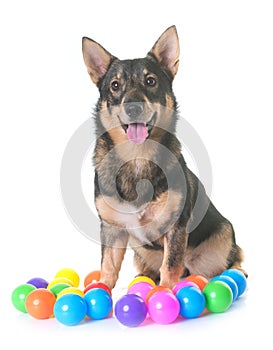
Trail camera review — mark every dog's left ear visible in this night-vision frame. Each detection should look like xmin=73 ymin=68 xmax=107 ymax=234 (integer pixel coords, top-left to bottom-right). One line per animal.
xmin=147 ymin=25 xmax=180 ymax=79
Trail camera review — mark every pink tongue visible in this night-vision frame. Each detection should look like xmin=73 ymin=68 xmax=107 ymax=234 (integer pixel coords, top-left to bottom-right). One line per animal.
xmin=126 ymin=123 xmax=148 ymax=144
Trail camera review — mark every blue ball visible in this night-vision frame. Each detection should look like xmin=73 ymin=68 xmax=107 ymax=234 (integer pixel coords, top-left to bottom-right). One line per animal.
xmin=54 ymin=294 xmax=87 ymax=326
xmin=221 ymin=269 xmax=247 ymax=297
xmin=114 ymin=294 xmax=147 ymax=327
xmin=176 ymin=286 xmax=206 ymax=318
xmin=84 ymin=288 xmax=112 ymax=320
xmin=211 ymin=275 xmax=238 ymax=301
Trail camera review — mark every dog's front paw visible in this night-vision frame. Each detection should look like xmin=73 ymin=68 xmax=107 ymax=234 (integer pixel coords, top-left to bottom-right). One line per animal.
xmin=159 ymin=276 xmax=181 ymax=290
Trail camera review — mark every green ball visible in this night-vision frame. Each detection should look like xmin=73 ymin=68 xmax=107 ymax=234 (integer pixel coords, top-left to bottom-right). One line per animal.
xmin=49 ymin=283 xmax=70 ymax=297
xmin=11 ymin=284 xmax=36 ymax=313
xmin=203 ymin=281 xmax=233 ymax=313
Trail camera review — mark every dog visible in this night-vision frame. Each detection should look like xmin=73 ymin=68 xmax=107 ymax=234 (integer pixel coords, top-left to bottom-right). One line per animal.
xmin=82 ymin=25 xmax=246 ymax=290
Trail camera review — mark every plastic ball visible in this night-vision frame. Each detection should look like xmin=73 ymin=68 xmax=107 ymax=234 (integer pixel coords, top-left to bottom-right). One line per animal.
xmin=211 ymin=275 xmax=238 ymax=301
xmin=11 ymin=284 xmax=36 ymax=313
xmin=54 ymin=294 xmax=87 ymax=326
xmin=145 ymin=286 xmax=173 ymax=303
xmin=176 ymin=286 xmax=206 ymax=318
xmin=84 ymin=288 xmax=112 ymax=320
xmin=84 ymin=282 xmax=112 ymax=296
xmin=173 ymin=280 xmax=199 ymax=294
xmin=221 ymin=269 xmax=247 ymax=297
xmin=128 ymin=276 xmax=156 ymax=289
xmin=27 ymin=277 xmax=49 ymax=289
xmin=54 ymin=268 xmax=80 ymax=288
xmin=127 ymin=281 xmax=154 ymax=301
xmin=57 ymin=287 xmax=84 ymax=299
xmin=84 ymin=270 xmax=101 ymax=287
xmin=25 ymin=289 xmax=56 ymax=319
xmin=114 ymin=294 xmax=147 ymax=327
xmin=49 ymin=283 xmax=71 ymax=297
xmin=47 ymin=277 xmax=74 ymax=290
xmin=203 ymin=281 xmax=233 ymax=313
xmin=185 ymin=274 xmax=209 ymax=291
xmin=147 ymin=290 xmax=180 ymax=324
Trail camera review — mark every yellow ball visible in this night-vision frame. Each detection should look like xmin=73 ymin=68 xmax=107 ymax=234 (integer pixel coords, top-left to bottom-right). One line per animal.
xmin=47 ymin=277 xmax=74 ymax=290
xmin=128 ymin=276 xmax=156 ymax=289
xmin=57 ymin=287 xmax=84 ymax=299
xmin=54 ymin=268 xmax=80 ymax=288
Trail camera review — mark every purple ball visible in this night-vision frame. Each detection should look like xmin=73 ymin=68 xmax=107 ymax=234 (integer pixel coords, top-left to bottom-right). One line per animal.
xmin=114 ymin=294 xmax=147 ymax=327
xmin=27 ymin=277 xmax=49 ymax=289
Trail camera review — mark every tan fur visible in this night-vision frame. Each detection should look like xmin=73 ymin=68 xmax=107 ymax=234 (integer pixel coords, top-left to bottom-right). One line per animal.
xmin=96 ymin=190 xmax=182 ymax=236
xmin=165 ymin=93 xmax=174 ymax=110
xmin=184 ymin=222 xmax=234 ymax=278
xmin=100 ymin=240 xmax=128 ymax=289
xmin=159 ymin=234 xmax=187 ymax=287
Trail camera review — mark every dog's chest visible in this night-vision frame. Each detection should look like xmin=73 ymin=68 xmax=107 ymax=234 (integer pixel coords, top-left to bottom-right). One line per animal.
xmin=95 ymin=188 xmax=183 ymax=243
xmin=115 ymin=158 xmax=166 ymax=205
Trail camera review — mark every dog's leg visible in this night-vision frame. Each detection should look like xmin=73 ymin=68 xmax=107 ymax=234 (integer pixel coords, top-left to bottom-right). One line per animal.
xmin=99 ymin=222 xmax=129 ymax=290
xmin=159 ymin=226 xmax=188 ymax=289
xmin=229 ymin=244 xmax=248 ymax=277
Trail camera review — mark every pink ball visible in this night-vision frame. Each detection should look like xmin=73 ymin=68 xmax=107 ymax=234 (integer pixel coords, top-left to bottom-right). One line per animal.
xmin=147 ymin=290 xmax=180 ymax=324
xmin=127 ymin=282 xmax=154 ymax=301
xmin=172 ymin=280 xmax=200 ymax=295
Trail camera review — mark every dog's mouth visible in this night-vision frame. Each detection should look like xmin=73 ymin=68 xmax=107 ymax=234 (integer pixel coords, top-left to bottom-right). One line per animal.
xmin=121 ymin=113 xmax=157 ymax=145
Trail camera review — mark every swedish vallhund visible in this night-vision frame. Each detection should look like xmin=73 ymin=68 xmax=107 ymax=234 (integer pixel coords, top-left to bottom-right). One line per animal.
xmin=82 ymin=25 xmax=247 ymax=290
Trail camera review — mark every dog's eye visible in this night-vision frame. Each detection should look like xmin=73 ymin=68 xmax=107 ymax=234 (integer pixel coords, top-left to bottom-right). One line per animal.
xmin=146 ymin=76 xmax=156 ymax=87
xmin=111 ymin=80 xmax=120 ymax=91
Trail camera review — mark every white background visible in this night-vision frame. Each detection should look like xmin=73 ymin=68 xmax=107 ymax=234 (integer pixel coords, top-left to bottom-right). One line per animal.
xmin=1 ymin=0 xmax=273 ymax=348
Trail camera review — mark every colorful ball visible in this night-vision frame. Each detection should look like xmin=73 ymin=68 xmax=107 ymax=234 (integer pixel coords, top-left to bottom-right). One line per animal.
xmin=128 ymin=276 xmax=156 ymax=289
xmin=147 ymin=290 xmax=180 ymax=324
xmin=127 ymin=282 xmax=154 ymax=301
xmin=221 ymin=269 xmax=247 ymax=297
xmin=84 ymin=270 xmax=101 ymax=287
xmin=203 ymin=281 xmax=233 ymax=313
xmin=84 ymin=282 xmax=112 ymax=296
xmin=176 ymin=286 xmax=206 ymax=318
xmin=11 ymin=284 xmax=36 ymax=313
xmin=49 ymin=283 xmax=71 ymax=297
xmin=57 ymin=287 xmax=84 ymax=299
xmin=114 ymin=294 xmax=147 ymax=327
xmin=25 ymin=289 xmax=56 ymax=319
xmin=185 ymin=274 xmax=208 ymax=291
xmin=54 ymin=268 xmax=80 ymax=288
xmin=27 ymin=277 xmax=49 ymax=289
xmin=173 ymin=280 xmax=199 ymax=295
xmin=211 ymin=275 xmax=238 ymax=301
xmin=84 ymin=288 xmax=112 ymax=320
xmin=145 ymin=286 xmax=173 ymax=303
xmin=47 ymin=277 xmax=74 ymax=290
xmin=54 ymin=294 xmax=87 ymax=326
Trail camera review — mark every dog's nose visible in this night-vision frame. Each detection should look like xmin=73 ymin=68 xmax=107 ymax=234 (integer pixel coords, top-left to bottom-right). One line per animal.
xmin=124 ymin=103 xmax=144 ymax=119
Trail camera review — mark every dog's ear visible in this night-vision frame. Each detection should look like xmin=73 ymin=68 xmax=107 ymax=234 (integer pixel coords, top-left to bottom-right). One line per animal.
xmin=147 ymin=25 xmax=180 ymax=79
xmin=82 ymin=37 xmax=116 ymax=86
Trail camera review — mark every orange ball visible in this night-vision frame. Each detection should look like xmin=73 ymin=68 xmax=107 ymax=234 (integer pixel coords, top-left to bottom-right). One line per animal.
xmin=185 ymin=274 xmax=208 ymax=291
xmin=84 ymin=270 xmax=101 ymax=287
xmin=25 ymin=289 xmax=56 ymax=319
